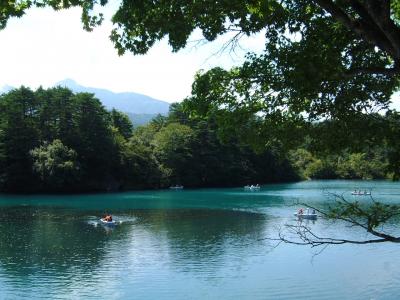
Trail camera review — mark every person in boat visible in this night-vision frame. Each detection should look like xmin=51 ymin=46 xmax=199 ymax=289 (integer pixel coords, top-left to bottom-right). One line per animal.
xmin=312 ymin=209 xmax=316 ymax=214
xmin=298 ymin=208 xmax=304 ymax=215
xmin=104 ymin=214 xmax=113 ymax=222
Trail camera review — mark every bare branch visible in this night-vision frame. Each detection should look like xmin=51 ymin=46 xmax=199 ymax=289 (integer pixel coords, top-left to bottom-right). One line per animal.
xmin=273 ymin=191 xmax=400 ymax=247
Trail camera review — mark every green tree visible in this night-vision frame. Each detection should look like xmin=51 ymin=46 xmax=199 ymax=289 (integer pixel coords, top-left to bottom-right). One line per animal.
xmin=152 ymin=123 xmax=194 ymax=185
xmin=161 ymin=104 xmax=298 ymax=186
xmin=304 ymin=158 xmax=337 ymax=179
xmin=69 ymin=93 xmax=116 ymax=188
xmin=336 ymin=152 xmax=388 ymax=179
xmin=110 ymin=108 xmax=133 ymax=139
xmin=0 ymin=87 xmax=160 ymax=192
xmin=0 ymin=128 xmax=5 ymax=188
xmin=30 ymin=139 xmax=80 ymax=190
xmin=35 ymin=87 xmax=75 ymax=143
xmin=289 ymin=148 xmax=318 ymax=179
xmin=0 ymin=87 xmax=40 ymax=191
xmin=385 ymin=111 xmax=400 ymax=180
xmin=121 ymin=137 xmax=163 ymax=189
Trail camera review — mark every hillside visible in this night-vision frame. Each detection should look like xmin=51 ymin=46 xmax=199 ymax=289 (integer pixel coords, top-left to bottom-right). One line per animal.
xmin=55 ymin=79 xmax=170 ymax=115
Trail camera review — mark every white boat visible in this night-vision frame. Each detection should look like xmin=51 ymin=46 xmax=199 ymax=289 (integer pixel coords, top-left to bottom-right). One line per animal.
xmin=351 ymin=190 xmax=371 ymax=196
xmin=294 ymin=212 xmax=317 ymax=219
xmin=170 ymin=185 xmax=184 ymax=190
xmin=294 ymin=209 xmax=317 ymax=219
xmin=244 ymin=184 xmax=260 ymax=190
xmin=100 ymin=218 xmax=116 ymax=226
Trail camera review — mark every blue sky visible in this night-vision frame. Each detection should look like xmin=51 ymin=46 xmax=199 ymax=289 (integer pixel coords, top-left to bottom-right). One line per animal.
xmin=0 ymin=6 xmax=265 ymax=103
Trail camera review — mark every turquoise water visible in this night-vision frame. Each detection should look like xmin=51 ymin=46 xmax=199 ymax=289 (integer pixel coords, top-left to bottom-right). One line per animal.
xmin=0 ymin=180 xmax=399 ymax=299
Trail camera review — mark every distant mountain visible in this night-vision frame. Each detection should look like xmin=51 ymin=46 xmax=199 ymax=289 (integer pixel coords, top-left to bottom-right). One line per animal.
xmin=126 ymin=113 xmax=161 ymax=127
xmin=55 ymin=79 xmax=170 ymax=115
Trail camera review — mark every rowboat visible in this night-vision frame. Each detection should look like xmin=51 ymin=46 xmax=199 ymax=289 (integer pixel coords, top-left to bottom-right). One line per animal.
xmin=293 ymin=212 xmax=317 ymax=220
xmin=244 ymin=184 xmax=260 ymax=190
xmin=170 ymin=185 xmax=184 ymax=190
xmin=351 ymin=191 xmax=371 ymax=196
xmin=294 ymin=208 xmax=317 ymax=220
xmin=100 ymin=218 xmax=116 ymax=226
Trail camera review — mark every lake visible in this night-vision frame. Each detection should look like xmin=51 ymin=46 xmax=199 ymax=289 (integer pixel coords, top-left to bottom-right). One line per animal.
xmin=0 ymin=180 xmax=399 ymax=299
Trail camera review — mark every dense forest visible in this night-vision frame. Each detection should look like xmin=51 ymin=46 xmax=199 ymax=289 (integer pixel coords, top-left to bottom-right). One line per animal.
xmin=0 ymin=87 xmax=299 ymax=193
xmin=0 ymin=86 xmax=397 ymax=193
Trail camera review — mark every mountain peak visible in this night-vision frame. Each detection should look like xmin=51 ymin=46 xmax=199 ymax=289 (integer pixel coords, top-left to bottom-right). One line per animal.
xmin=56 ymin=78 xmax=80 ymax=88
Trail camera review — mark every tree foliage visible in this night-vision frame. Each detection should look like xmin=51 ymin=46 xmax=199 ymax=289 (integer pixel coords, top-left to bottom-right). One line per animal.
xmin=0 ymin=87 xmax=297 ymax=192
xmin=3 ymin=1 xmax=399 ymax=75
xmin=289 ymin=146 xmax=390 ymax=180
xmin=30 ymin=139 xmax=80 ymax=190
xmin=0 ymin=87 xmax=115 ymax=191
xmin=110 ymin=108 xmax=133 ymax=139
xmin=0 ymin=0 xmax=106 ymax=31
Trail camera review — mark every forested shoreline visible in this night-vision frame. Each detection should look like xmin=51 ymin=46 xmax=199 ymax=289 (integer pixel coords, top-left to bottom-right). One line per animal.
xmin=0 ymin=87 xmax=298 ymax=193
xmin=0 ymin=87 xmax=396 ymax=193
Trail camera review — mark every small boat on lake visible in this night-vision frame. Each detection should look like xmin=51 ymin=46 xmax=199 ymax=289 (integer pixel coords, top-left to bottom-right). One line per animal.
xmin=100 ymin=214 xmax=116 ymax=226
xmin=244 ymin=184 xmax=260 ymax=191
xmin=170 ymin=185 xmax=184 ymax=190
xmin=100 ymin=218 xmax=116 ymax=226
xmin=294 ymin=208 xmax=317 ymax=220
xmin=351 ymin=190 xmax=371 ymax=196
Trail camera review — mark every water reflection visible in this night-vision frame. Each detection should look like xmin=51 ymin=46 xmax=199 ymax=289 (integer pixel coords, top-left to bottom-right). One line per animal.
xmin=0 ymin=206 xmax=131 ymax=278
xmin=0 ymin=206 xmax=269 ymax=297
xmin=136 ymin=209 xmax=268 ymax=271
xmin=0 ymin=181 xmax=399 ymax=299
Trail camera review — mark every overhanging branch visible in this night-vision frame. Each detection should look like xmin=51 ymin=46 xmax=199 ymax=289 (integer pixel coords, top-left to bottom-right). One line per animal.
xmin=275 ymin=192 xmax=400 ymax=247
xmin=313 ymin=0 xmax=400 ymax=64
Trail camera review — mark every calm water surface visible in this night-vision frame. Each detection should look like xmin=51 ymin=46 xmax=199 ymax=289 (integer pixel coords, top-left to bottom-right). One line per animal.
xmin=0 ymin=180 xmax=399 ymax=299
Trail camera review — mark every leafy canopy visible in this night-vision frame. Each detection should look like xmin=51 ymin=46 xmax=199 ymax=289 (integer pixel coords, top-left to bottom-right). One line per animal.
xmin=2 ymin=1 xmax=400 ymax=147
xmin=30 ymin=139 xmax=80 ymax=188
xmin=0 ymin=1 xmax=107 ymax=31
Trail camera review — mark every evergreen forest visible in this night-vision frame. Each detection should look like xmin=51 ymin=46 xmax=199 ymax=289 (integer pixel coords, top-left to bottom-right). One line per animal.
xmin=0 ymin=86 xmax=396 ymax=193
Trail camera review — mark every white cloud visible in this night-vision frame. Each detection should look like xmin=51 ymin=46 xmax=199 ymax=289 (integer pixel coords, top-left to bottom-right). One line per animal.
xmin=0 ymin=6 xmax=266 ymax=103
